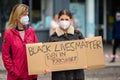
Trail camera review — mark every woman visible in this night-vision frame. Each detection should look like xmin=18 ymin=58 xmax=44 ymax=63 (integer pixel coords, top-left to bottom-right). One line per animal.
xmin=2 ymin=4 xmax=38 ymax=80
xmin=49 ymin=13 xmax=59 ymax=36
xmin=49 ymin=9 xmax=85 ymax=80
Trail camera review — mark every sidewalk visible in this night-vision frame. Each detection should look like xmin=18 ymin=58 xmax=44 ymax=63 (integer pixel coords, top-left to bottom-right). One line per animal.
xmin=103 ymin=43 xmax=120 ymax=67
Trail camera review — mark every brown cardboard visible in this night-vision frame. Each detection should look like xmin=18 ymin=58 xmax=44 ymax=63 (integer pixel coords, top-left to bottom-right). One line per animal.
xmin=26 ymin=36 xmax=105 ymax=75
xmin=85 ymin=36 xmax=105 ymax=69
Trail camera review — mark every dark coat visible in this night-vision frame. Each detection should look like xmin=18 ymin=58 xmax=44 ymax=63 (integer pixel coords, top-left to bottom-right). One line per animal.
xmin=49 ymin=30 xmax=85 ymax=80
xmin=112 ymin=21 xmax=120 ymax=39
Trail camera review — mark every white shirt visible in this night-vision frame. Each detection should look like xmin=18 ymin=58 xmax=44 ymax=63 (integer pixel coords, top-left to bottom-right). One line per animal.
xmin=49 ymin=20 xmax=59 ymax=36
xmin=19 ymin=31 xmax=25 ymax=41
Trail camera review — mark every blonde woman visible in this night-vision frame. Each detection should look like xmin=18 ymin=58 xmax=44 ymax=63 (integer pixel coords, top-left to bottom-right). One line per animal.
xmin=2 ymin=4 xmax=38 ymax=80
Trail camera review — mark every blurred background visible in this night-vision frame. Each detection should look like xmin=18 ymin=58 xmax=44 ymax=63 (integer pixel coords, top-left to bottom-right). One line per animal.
xmin=0 ymin=0 xmax=120 ymax=80
xmin=0 ymin=0 xmax=120 ymax=43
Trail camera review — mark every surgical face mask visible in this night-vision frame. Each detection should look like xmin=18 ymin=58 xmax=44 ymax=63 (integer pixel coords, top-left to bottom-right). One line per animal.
xmin=59 ymin=21 xmax=70 ymax=29
xmin=116 ymin=17 xmax=120 ymax=21
xmin=20 ymin=16 xmax=29 ymax=25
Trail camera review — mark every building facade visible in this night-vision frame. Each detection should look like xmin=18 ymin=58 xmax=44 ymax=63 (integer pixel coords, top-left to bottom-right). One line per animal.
xmin=0 ymin=0 xmax=120 ymax=50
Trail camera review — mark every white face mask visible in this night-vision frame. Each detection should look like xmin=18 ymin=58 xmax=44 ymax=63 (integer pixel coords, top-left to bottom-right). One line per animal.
xmin=20 ymin=16 xmax=29 ymax=25
xmin=59 ymin=21 xmax=70 ymax=29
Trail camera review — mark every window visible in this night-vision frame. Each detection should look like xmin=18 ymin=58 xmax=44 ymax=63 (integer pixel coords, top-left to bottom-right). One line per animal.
xmin=0 ymin=0 xmax=19 ymax=30
xmin=32 ymin=0 xmax=41 ymax=23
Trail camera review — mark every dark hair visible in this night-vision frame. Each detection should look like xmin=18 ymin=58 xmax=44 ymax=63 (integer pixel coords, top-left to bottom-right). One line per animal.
xmin=58 ymin=9 xmax=73 ymax=19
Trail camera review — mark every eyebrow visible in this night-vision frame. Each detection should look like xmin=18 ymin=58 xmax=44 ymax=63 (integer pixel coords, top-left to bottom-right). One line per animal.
xmin=60 ymin=18 xmax=69 ymax=20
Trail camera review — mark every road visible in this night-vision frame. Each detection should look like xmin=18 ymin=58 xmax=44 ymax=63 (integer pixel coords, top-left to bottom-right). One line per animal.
xmin=0 ymin=66 xmax=120 ymax=80
xmin=85 ymin=66 xmax=120 ymax=80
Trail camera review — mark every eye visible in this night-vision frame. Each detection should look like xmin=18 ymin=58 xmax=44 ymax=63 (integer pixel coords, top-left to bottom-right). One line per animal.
xmin=60 ymin=18 xmax=64 ymax=21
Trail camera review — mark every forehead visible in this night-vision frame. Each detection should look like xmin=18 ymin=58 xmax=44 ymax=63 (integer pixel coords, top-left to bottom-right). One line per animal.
xmin=59 ymin=15 xmax=71 ymax=19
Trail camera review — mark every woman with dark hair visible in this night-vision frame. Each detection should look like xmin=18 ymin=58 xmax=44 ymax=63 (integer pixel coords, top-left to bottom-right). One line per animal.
xmin=49 ymin=9 xmax=85 ymax=80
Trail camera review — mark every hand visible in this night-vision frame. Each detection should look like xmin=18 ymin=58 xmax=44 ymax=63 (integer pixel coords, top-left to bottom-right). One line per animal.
xmin=53 ymin=28 xmax=56 ymax=32
xmin=112 ymin=39 xmax=114 ymax=45
xmin=83 ymin=65 xmax=90 ymax=70
xmin=44 ymin=69 xmax=51 ymax=75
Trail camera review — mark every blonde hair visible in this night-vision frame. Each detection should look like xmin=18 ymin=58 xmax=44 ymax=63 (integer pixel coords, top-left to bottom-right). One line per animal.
xmin=7 ymin=4 xmax=29 ymax=29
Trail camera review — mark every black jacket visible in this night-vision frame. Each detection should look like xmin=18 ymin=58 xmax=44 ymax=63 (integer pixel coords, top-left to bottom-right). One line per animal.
xmin=49 ymin=30 xmax=85 ymax=80
xmin=112 ymin=21 xmax=120 ymax=39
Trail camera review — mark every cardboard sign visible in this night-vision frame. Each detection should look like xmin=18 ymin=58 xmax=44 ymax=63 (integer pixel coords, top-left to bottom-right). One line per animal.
xmin=26 ymin=36 xmax=105 ymax=75
xmin=85 ymin=37 xmax=105 ymax=69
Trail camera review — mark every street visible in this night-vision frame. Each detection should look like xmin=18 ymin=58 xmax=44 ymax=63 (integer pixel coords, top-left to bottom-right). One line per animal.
xmin=0 ymin=66 xmax=120 ymax=80
xmin=85 ymin=66 xmax=120 ymax=80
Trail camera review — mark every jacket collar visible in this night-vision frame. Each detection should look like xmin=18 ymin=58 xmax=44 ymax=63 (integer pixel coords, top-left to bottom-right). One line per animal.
xmin=11 ymin=25 xmax=30 ymax=35
xmin=56 ymin=26 xmax=74 ymax=36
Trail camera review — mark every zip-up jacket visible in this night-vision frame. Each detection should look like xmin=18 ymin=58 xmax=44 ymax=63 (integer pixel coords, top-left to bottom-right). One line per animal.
xmin=49 ymin=26 xmax=85 ymax=80
xmin=2 ymin=26 xmax=38 ymax=80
